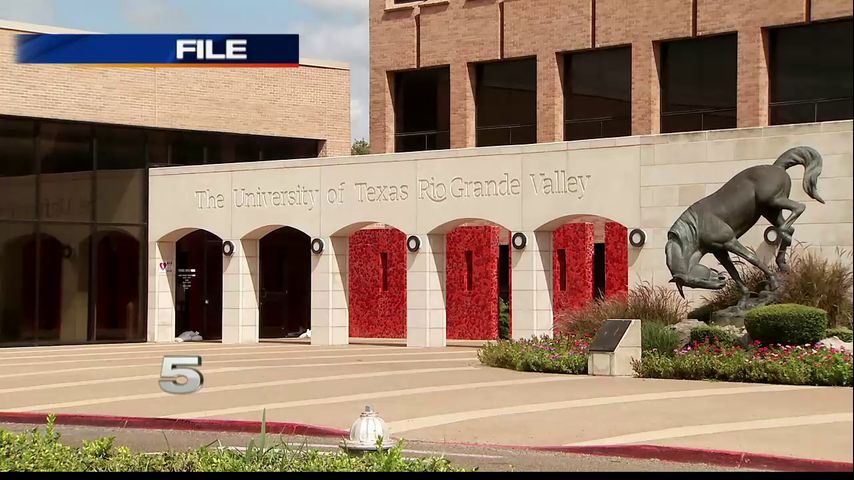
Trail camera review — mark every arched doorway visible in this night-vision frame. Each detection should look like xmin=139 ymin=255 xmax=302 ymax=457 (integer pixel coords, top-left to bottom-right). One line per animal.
xmin=175 ymin=229 xmax=223 ymax=340
xmin=258 ymin=227 xmax=310 ymax=338
xmin=95 ymin=230 xmax=142 ymax=341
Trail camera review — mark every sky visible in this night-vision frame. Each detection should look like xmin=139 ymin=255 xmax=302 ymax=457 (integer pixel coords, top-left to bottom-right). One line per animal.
xmin=0 ymin=0 xmax=370 ymax=142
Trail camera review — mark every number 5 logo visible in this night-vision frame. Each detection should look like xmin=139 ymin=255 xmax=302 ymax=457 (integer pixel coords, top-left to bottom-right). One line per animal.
xmin=159 ymin=356 xmax=204 ymax=394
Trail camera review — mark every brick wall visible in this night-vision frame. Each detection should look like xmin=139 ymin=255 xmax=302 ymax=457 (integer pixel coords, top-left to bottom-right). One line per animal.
xmin=0 ymin=27 xmax=351 ymax=157
xmin=370 ymin=0 xmax=853 ymax=153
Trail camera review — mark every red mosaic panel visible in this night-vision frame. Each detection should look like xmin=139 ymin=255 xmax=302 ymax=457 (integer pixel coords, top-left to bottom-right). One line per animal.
xmin=605 ymin=222 xmax=629 ymax=298
xmin=446 ymin=226 xmax=500 ymax=340
xmin=348 ymin=228 xmax=407 ymax=338
xmin=552 ymin=223 xmax=594 ymax=316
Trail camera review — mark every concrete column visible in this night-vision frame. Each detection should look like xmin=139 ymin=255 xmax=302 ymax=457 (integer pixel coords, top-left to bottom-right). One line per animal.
xmin=150 ymin=241 xmax=176 ymax=343
xmin=222 ymin=239 xmax=260 ymax=344
xmin=537 ymin=50 xmax=564 ymax=143
xmin=450 ymin=62 xmax=477 ymax=149
xmin=510 ymin=231 xmax=553 ymax=340
xmin=631 ymin=40 xmax=661 ymax=135
xmin=311 ymin=236 xmax=349 ymax=346
xmin=737 ymin=27 xmax=769 ymax=128
xmin=406 ymin=234 xmax=446 ymax=347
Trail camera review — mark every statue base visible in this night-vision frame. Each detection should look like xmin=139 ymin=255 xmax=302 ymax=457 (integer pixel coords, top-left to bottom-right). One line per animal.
xmin=710 ymin=289 xmax=781 ymax=328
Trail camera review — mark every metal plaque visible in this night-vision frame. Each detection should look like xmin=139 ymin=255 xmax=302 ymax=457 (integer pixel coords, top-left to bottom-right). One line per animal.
xmin=588 ymin=319 xmax=632 ymax=352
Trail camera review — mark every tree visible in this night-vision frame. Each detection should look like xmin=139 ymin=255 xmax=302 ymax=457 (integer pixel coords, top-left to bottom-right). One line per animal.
xmin=351 ymin=138 xmax=370 ymax=155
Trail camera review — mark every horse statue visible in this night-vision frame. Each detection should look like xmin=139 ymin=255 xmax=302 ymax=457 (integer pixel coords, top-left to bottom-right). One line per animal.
xmin=665 ymin=146 xmax=824 ymax=307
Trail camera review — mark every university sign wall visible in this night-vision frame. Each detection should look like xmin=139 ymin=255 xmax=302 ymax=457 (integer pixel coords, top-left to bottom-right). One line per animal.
xmin=146 ymin=122 xmax=853 ymax=347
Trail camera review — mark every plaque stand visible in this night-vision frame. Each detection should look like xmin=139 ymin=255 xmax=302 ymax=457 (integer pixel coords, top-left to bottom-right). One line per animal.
xmin=587 ymin=319 xmax=641 ymax=377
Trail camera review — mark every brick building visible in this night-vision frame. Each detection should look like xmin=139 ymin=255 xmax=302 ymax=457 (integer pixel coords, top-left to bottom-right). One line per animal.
xmin=0 ymin=20 xmax=350 ymax=346
xmin=370 ymin=0 xmax=852 ymax=152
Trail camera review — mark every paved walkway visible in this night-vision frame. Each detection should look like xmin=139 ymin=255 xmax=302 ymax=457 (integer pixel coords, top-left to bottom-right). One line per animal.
xmin=0 ymin=342 xmax=851 ymax=463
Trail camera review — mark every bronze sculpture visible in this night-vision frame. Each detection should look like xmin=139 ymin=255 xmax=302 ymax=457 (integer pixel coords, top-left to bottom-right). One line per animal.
xmin=666 ymin=146 xmax=824 ymax=307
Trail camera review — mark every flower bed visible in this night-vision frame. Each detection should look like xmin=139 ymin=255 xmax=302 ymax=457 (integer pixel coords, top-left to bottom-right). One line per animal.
xmin=477 ymin=334 xmax=590 ymax=374
xmin=634 ymin=340 xmax=853 ymax=387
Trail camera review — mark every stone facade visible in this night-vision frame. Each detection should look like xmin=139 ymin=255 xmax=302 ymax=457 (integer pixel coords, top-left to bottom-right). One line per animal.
xmin=369 ymin=0 xmax=853 ymax=153
xmin=148 ymin=121 xmax=853 ymax=345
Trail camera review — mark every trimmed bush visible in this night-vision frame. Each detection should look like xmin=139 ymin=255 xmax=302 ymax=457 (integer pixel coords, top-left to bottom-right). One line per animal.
xmin=641 ymin=322 xmax=681 ymax=356
xmin=690 ymin=325 xmax=739 ymax=347
xmin=555 ymin=283 xmax=688 ymax=337
xmin=745 ymin=304 xmax=828 ymax=345
xmin=826 ymin=327 xmax=853 ymax=343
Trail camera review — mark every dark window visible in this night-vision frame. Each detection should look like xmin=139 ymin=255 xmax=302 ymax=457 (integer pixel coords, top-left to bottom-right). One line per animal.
xmin=0 ymin=223 xmax=37 ymax=344
xmin=95 ymin=126 xmax=146 ymax=224
xmin=0 ymin=113 xmax=324 ymax=346
xmin=394 ymin=67 xmax=451 ymax=152
xmin=770 ymin=19 xmax=853 ymax=125
xmin=170 ymin=131 xmax=206 ymax=166
xmin=262 ymin=137 xmax=321 ymax=161
xmin=660 ymin=34 xmax=738 ymax=133
xmin=0 ymin=118 xmax=36 ymax=220
xmin=38 ymin=121 xmax=92 ymax=221
xmin=564 ymin=47 xmax=632 ymax=140
xmin=38 ymin=223 xmax=92 ymax=342
xmin=94 ymin=227 xmax=145 ymax=342
xmin=476 ymin=58 xmax=537 ymax=146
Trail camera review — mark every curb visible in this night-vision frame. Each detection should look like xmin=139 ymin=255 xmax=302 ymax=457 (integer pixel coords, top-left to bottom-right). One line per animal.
xmin=0 ymin=411 xmax=348 ymax=438
xmin=453 ymin=442 xmax=853 ymax=472
xmin=1 ymin=411 xmax=850 ymax=472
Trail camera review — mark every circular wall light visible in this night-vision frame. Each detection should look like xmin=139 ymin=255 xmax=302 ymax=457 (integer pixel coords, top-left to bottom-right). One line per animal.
xmin=629 ymin=229 xmax=647 ymax=248
xmin=310 ymin=238 xmax=325 ymax=255
xmin=406 ymin=235 xmax=421 ymax=253
xmin=511 ymin=232 xmax=527 ymax=250
xmin=763 ymin=226 xmax=780 ymax=245
xmin=222 ymin=240 xmax=235 ymax=256
xmin=61 ymin=244 xmax=73 ymax=259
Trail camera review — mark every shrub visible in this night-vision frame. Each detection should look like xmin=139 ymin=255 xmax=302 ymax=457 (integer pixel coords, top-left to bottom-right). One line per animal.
xmin=498 ymin=297 xmax=510 ymax=340
xmin=633 ymin=340 xmax=853 ymax=387
xmin=555 ymin=283 xmax=689 ymax=337
xmin=745 ymin=304 xmax=828 ymax=346
xmin=478 ymin=334 xmax=589 ymax=374
xmin=776 ymin=249 xmax=853 ymax=328
xmin=690 ymin=325 xmax=739 ymax=347
xmin=697 ymin=248 xmax=853 ymax=328
xmin=641 ymin=322 xmax=681 ymax=356
xmin=826 ymin=327 xmax=853 ymax=343
xmin=0 ymin=416 xmax=465 ymax=472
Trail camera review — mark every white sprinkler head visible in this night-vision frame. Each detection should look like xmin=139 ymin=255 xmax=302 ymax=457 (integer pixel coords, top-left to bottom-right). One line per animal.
xmin=340 ymin=405 xmax=396 ymax=452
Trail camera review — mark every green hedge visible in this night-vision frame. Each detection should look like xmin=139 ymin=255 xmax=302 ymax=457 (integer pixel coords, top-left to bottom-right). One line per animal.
xmin=745 ymin=304 xmax=828 ymax=345
xmin=690 ymin=325 xmax=739 ymax=347
xmin=826 ymin=327 xmax=853 ymax=343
